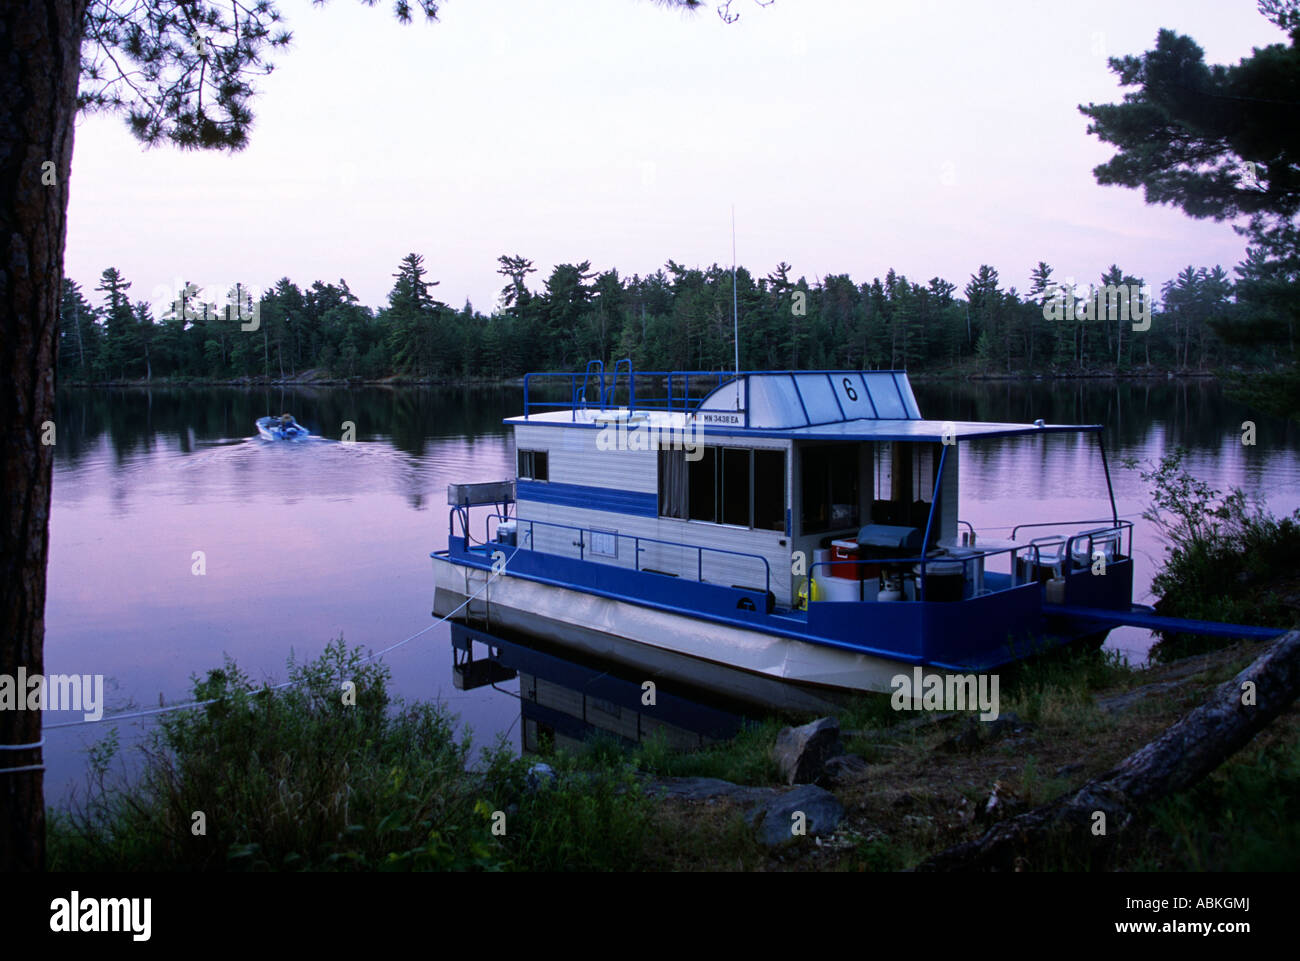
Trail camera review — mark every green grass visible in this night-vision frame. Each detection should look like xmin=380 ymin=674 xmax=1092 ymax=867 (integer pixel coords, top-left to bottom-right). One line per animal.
xmin=1135 ymin=730 xmax=1300 ymax=871
xmin=47 ymin=628 xmax=1300 ymax=872
xmin=999 ymin=645 xmax=1136 ymax=728
xmin=48 ymin=638 xmax=656 ymax=872
xmin=630 ymin=721 xmax=785 ymax=784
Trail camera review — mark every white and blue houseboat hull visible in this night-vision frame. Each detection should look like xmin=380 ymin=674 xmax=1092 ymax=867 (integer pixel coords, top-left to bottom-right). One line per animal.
xmin=432 ymin=553 xmax=910 ymax=712
xmin=434 ymin=364 xmax=1139 ymax=709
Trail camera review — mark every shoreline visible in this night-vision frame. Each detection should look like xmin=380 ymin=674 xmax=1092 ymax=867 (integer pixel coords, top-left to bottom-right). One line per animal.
xmin=57 ymin=368 xmax=1229 ymax=390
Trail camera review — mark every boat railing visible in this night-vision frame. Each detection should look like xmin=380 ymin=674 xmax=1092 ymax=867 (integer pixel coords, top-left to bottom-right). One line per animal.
xmin=451 ymin=510 xmax=772 ymax=596
xmin=1063 ymin=525 xmax=1129 ymax=565
xmin=805 ymin=518 xmax=1133 ymax=603
xmin=523 ymin=366 xmax=743 ymax=421
xmin=808 ymin=538 xmax=1055 ymax=603
xmin=523 ymin=362 xmax=918 ymax=422
xmin=1011 ymin=518 xmax=1133 ymax=555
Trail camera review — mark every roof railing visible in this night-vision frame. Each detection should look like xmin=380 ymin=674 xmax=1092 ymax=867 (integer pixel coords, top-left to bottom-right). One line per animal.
xmin=521 ymin=362 xmax=916 ymax=421
xmin=524 ymin=363 xmax=745 ymax=420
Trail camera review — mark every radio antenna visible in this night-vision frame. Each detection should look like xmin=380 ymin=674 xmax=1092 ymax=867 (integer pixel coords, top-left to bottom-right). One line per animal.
xmin=732 ymin=205 xmax=740 ymax=406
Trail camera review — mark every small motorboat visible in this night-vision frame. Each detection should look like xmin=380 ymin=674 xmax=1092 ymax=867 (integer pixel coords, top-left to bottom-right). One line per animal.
xmin=256 ymin=414 xmax=310 ymax=441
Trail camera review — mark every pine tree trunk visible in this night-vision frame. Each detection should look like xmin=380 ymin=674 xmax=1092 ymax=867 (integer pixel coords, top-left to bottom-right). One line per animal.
xmin=0 ymin=0 xmax=88 ymax=872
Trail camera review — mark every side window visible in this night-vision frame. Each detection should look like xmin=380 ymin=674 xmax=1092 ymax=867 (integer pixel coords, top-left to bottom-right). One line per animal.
xmin=754 ymin=450 xmax=786 ymax=531
xmin=658 ymin=449 xmax=689 ymax=519
xmin=687 ymin=447 xmax=718 ymax=523
xmin=720 ymin=448 xmax=751 ymax=527
xmin=518 ymin=449 xmax=549 ymax=481
xmin=662 ymin=446 xmax=787 ymax=530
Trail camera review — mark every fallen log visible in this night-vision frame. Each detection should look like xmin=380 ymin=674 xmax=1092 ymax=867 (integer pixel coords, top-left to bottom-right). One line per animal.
xmin=916 ymin=630 xmax=1300 ymax=871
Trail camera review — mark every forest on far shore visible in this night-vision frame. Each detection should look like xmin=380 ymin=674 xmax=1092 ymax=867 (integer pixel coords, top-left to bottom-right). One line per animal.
xmin=58 ymin=250 xmax=1294 ymax=384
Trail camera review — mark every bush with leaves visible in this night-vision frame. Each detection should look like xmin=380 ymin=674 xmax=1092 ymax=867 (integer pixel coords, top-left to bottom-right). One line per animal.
xmin=50 ymin=639 xmax=508 ymax=870
xmin=48 ymin=637 xmax=670 ymax=871
xmin=1126 ymin=449 xmax=1300 ymax=659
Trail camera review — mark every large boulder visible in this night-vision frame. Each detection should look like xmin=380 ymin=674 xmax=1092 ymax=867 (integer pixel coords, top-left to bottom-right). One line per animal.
xmin=746 ymin=784 xmax=845 ymax=847
xmin=772 ymin=716 xmax=843 ymax=784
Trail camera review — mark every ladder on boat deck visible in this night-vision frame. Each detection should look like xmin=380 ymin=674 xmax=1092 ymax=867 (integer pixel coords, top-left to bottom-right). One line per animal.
xmin=446 ymin=478 xmax=515 ymax=630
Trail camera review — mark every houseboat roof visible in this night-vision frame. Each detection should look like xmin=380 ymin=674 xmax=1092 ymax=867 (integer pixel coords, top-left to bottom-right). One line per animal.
xmin=513 ymin=369 xmax=1102 ymax=442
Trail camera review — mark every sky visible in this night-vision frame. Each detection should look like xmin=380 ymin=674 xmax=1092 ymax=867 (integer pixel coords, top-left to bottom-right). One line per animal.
xmin=63 ymin=0 xmax=1285 ymax=318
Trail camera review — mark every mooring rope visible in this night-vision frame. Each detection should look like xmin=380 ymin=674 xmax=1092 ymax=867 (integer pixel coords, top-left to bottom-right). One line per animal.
xmin=0 ymin=547 xmax=517 ymax=769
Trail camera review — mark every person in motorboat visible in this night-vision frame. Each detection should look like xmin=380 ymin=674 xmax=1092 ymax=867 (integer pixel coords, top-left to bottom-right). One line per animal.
xmin=278 ymin=413 xmax=300 ymax=435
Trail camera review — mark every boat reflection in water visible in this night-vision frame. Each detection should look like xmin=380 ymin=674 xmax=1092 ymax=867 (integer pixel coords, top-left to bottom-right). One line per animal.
xmin=450 ymin=621 xmax=750 ymax=754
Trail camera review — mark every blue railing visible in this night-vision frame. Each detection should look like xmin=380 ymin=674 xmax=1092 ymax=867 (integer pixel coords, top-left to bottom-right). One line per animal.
xmin=447 ymin=509 xmax=772 ymax=596
xmin=809 ymin=541 xmax=1045 ymax=604
xmin=806 ymin=520 xmax=1132 ymax=604
xmin=523 ymin=363 xmax=742 ymax=421
xmin=521 ymin=361 xmax=913 ymax=422
xmin=1010 ymin=519 xmax=1134 ymax=561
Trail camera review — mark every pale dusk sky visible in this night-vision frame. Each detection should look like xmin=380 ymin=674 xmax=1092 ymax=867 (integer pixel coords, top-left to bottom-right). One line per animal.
xmin=63 ymin=0 xmax=1282 ymax=316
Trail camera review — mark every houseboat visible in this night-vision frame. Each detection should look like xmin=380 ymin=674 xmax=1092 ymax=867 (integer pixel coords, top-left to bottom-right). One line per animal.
xmin=431 ymin=362 xmax=1136 ymax=711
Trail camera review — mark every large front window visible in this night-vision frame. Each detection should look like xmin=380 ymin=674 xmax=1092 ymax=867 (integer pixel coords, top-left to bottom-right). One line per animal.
xmin=801 ymin=445 xmax=859 ymax=534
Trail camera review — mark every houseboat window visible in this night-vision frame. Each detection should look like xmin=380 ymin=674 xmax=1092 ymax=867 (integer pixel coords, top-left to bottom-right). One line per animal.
xmin=754 ymin=449 xmax=785 ymax=531
xmin=721 ymin=448 xmax=750 ymax=526
xmin=909 ymin=444 xmax=937 ymax=502
xmin=870 ymin=442 xmax=937 ymax=527
xmin=659 ymin=447 xmax=787 ymax=530
xmin=873 ymin=442 xmax=893 ymax=502
xmin=658 ymin=449 xmax=689 ymax=519
xmin=517 ymin=449 xmax=549 ymax=481
xmin=688 ymin=447 xmax=718 ymax=523
xmin=801 ymin=444 xmax=859 ymax=534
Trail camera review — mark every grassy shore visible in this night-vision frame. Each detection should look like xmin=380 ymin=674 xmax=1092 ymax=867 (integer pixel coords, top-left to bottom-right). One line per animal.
xmin=46 ymin=633 xmax=1300 ymax=872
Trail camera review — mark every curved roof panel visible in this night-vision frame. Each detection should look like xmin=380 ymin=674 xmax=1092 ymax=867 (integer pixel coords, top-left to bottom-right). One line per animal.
xmin=695 ymin=371 xmax=922 ymax=428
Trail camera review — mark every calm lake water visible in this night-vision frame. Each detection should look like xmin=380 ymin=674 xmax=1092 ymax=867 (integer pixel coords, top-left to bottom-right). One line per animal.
xmin=42 ymin=380 xmax=1300 ymax=803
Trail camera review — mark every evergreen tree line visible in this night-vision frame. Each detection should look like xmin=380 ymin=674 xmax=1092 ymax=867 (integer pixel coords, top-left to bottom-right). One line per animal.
xmin=57 ymin=250 xmax=1296 ymax=382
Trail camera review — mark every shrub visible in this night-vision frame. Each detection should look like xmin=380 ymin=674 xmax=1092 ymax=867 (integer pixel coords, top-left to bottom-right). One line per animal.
xmin=1126 ymin=449 xmax=1300 ymax=660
